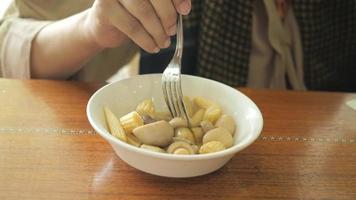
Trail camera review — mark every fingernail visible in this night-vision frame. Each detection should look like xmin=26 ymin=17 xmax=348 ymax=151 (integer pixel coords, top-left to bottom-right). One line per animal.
xmin=179 ymin=1 xmax=191 ymax=15
xmin=163 ymin=39 xmax=171 ymax=48
xmin=153 ymin=47 xmax=160 ymax=53
xmin=168 ymin=25 xmax=177 ymax=36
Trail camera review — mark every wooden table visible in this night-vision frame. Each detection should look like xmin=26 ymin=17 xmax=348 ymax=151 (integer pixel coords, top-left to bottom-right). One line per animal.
xmin=0 ymin=78 xmax=355 ymax=200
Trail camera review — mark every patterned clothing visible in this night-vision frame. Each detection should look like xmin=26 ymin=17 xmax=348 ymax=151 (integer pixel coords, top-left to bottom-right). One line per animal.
xmin=184 ymin=0 xmax=356 ymax=91
xmin=1 ymin=1 xmax=355 ymax=91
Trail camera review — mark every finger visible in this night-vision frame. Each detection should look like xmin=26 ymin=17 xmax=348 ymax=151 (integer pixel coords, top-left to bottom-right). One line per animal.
xmin=119 ymin=0 xmax=170 ymax=49
xmin=109 ymin=1 xmax=159 ymax=53
xmin=150 ymin=0 xmax=177 ymax=36
xmin=173 ymin=0 xmax=191 ymax=15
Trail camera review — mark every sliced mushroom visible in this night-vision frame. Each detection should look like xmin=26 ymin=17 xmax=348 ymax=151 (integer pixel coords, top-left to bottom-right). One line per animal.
xmin=132 ymin=120 xmax=173 ymax=147
xmin=169 ymin=117 xmax=188 ymax=128
xmin=200 ymin=120 xmax=214 ymax=133
xmin=174 ymin=127 xmax=195 ymax=144
xmin=215 ymin=114 xmax=236 ymax=135
xmin=202 ymin=127 xmax=234 ymax=148
xmin=190 ymin=109 xmax=205 ymax=127
xmin=191 ymin=127 xmax=204 ymax=145
xmin=140 ymin=144 xmax=166 ymax=153
xmin=199 ymin=141 xmax=226 ymax=154
xmin=167 ymin=141 xmax=195 ymax=155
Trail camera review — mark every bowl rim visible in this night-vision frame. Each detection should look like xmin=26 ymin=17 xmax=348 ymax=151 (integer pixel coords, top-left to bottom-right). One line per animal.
xmin=87 ymin=74 xmax=263 ymax=161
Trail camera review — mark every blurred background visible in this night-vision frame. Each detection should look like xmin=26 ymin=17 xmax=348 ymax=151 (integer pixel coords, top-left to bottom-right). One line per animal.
xmin=1 ymin=0 xmax=12 ymax=17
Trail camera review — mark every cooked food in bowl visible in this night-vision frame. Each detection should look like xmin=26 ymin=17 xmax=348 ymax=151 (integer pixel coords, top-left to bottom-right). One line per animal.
xmin=104 ymin=96 xmax=237 ymax=155
xmin=87 ymin=74 xmax=263 ymax=177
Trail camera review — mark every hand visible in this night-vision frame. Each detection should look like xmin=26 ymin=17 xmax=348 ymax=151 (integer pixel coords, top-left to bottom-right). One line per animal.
xmin=84 ymin=0 xmax=191 ymax=53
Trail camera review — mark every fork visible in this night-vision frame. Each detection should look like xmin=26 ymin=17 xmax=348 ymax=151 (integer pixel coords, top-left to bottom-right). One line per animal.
xmin=161 ymin=15 xmax=190 ymax=126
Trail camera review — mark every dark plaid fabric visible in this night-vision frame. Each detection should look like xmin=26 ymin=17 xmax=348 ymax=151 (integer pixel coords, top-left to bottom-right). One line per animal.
xmin=293 ymin=0 xmax=356 ymax=91
xmin=184 ymin=0 xmax=356 ymax=91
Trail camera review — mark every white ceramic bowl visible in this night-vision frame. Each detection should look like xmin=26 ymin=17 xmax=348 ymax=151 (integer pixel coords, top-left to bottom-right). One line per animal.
xmin=87 ymin=74 xmax=263 ymax=178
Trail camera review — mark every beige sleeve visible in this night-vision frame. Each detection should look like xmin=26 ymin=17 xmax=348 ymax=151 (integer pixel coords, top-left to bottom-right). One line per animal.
xmin=0 ymin=18 xmax=51 ymax=78
xmin=0 ymin=0 xmax=138 ymax=81
xmin=0 ymin=0 xmax=92 ymax=79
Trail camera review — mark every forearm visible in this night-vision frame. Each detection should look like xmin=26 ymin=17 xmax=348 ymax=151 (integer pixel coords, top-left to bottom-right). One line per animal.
xmin=30 ymin=10 xmax=102 ymax=79
xmin=29 ymin=0 xmax=191 ymax=79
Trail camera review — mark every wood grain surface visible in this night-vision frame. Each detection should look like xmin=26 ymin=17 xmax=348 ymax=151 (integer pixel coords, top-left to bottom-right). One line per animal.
xmin=0 ymin=78 xmax=355 ymax=200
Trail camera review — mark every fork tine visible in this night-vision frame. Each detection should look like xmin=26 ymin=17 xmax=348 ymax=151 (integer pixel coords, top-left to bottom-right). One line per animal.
xmin=168 ymin=78 xmax=178 ymax=117
xmin=171 ymin=80 xmax=182 ymax=117
xmin=176 ymin=78 xmax=190 ymax=126
xmin=170 ymin=77 xmax=180 ymax=117
xmin=162 ymin=79 xmax=174 ymax=117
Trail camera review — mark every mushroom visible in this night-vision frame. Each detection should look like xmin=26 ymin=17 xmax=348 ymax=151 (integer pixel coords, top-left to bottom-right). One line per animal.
xmin=190 ymin=109 xmax=205 ymax=127
xmin=140 ymin=144 xmax=166 ymax=153
xmin=200 ymin=120 xmax=214 ymax=133
xmin=167 ymin=141 xmax=195 ymax=155
xmin=132 ymin=120 xmax=173 ymax=147
xmin=191 ymin=127 xmax=204 ymax=145
xmin=126 ymin=133 xmax=142 ymax=147
xmin=191 ymin=144 xmax=199 ymax=154
xmin=169 ymin=117 xmax=188 ymax=128
xmin=202 ymin=127 xmax=234 ymax=148
xmin=142 ymin=115 xmax=157 ymax=124
xmin=154 ymin=111 xmax=172 ymax=121
xmin=172 ymin=148 xmax=190 ymax=155
xmin=203 ymin=106 xmax=222 ymax=124
xmin=215 ymin=114 xmax=236 ymax=135
xmin=199 ymin=141 xmax=226 ymax=154
xmin=174 ymin=127 xmax=195 ymax=144
xmin=193 ymin=96 xmax=219 ymax=109
xmin=183 ymin=96 xmax=194 ymax=117
xmin=172 ymin=137 xmax=194 ymax=145
xmin=172 ymin=137 xmax=199 ymax=153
